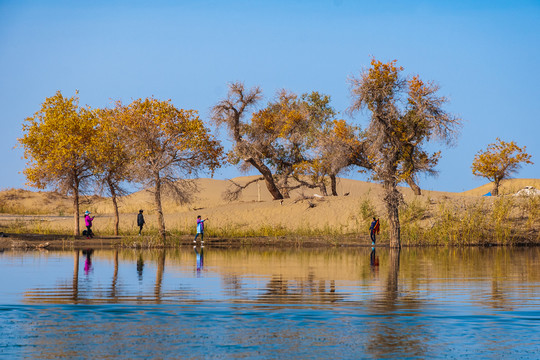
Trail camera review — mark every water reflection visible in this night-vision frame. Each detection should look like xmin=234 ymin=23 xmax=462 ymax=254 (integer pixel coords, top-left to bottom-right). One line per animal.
xmin=194 ymin=246 xmax=204 ymax=275
xmin=2 ymin=247 xmax=539 ymax=358
xmin=154 ymin=250 xmax=165 ymax=302
xmin=72 ymin=250 xmax=79 ymax=302
xmin=82 ymin=249 xmax=94 ymax=275
xmin=136 ymin=252 xmax=144 ymax=281
xmin=14 ymin=247 xmax=540 ymax=308
xmin=110 ymin=250 xmax=118 ymax=300
xmin=370 ymin=247 xmax=379 ymax=279
xmin=365 ymin=248 xmax=425 ymax=358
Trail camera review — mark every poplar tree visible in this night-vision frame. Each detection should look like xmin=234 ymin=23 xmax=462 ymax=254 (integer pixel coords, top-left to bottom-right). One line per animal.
xmin=472 ymin=138 xmax=533 ymax=196
xmin=19 ymin=91 xmax=97 ymax=236
xmin=349 ymin=59 xmax=461 ymax=247
xmin=120 ymin=97 xmax=223 ymax=243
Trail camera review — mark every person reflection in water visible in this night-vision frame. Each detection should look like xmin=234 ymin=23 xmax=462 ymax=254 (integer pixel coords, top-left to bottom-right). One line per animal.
xmin=370 ymin=247 xmax=379 ymax=277
xmin=82 ymin=249 xmax=94 ymax=275
xmin=137 ymin=253 xmax=144 ymax=281
xmin=194 ymin=246 xmax=204 ymax=276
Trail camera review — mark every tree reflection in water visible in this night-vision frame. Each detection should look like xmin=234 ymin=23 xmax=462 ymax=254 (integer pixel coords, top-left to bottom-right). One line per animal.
xmin=72 ymin=250 xmax=79 ymax=302
xmin=110 ymin=250 xmax=118 ymax=300
xmin=154 ymin=250 xmax=166 ymax=303
xmin=260 ymin=272 xmax=343 ymax=304
xmin=366 ymin=249 xmax=426 ymax=358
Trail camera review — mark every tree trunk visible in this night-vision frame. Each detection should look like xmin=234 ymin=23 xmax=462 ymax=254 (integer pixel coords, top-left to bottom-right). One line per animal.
xmin=384 ymin=180 xmax=402 ymax=248
xmin=109 ymin=182 xmax=120 ymax=236
xmin=492 ymin=179 xmax=500 ymax=196
xmin=248 ymin=159 xmax=283 ymax=200
xmin=406 ymin=177 xmax=421 ymax=196
xmin=330 ymin=174 xmax=338 ymax=196
xmin=276 ymin=172 xmax=292 ymax=199
xmin=154 ymin=174 xmax=167 ymax=243
xmin=318 ymin=182 xmax=328 ymax=196
xmin=280 ymin=182 xmax=291 ymax=199
xmin=73 ymin=182 xmax=80 ymax=236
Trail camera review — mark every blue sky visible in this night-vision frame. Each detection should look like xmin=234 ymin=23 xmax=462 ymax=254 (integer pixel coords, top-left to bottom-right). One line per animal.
xmin=1 ymin=0 xmax=538 ymax=193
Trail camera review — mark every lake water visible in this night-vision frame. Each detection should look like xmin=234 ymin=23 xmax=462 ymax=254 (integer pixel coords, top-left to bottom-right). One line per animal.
xmin=1 ymin=246 xmax=539 ymax=359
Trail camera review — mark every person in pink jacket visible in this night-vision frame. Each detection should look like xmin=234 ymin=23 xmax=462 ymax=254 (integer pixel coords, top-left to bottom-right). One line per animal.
xmin=84 ymin=211 xmax=95 ymax=239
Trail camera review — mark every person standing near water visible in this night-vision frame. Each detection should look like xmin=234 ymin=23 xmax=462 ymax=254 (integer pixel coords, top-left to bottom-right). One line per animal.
xmin=137 ymin=209 xmax=145 ymax=236
xmin=193 ymin=215 xmax=208 ymax=244
xmin=84 ymin=211 xmax=95 ymax=239
xmin=369 ymin=217 xmax=380 ymax=245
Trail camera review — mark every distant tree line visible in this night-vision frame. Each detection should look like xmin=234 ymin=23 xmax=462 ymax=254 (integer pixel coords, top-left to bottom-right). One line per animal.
xmin=19 ymin=58 xmax=477 ymax=247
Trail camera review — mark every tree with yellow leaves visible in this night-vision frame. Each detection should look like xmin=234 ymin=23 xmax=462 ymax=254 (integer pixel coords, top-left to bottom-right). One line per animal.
xmin=472 ymin=138 xmax=533 ymax=196
xmin=18 ymin=91 xmax=97 ymax=236
xmin=349 ymin=59 xmax=461 ymax=248
xmin=119 ymin=97 xmax=223 ymax=243
xmin=92 ymin=105 xmax=134 ymax=235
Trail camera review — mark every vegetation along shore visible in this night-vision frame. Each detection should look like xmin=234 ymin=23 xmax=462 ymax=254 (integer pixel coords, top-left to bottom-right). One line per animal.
xmin=1 ymin=177 xmax=539 ymax=250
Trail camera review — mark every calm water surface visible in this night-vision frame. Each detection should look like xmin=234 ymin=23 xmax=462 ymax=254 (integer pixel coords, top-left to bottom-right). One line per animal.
xmin=0 ymin=246 xmax=539 ymax=359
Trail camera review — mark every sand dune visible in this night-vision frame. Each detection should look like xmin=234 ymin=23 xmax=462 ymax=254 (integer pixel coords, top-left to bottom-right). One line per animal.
xmin=460 ymin=179 xmax=540 ymax=197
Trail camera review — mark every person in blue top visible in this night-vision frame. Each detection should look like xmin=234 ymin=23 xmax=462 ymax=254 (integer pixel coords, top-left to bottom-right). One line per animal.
xmin=193 ymin=215 xmax=208 ymax=244
xmin=369 ymin=217 xmax=380 ymax=245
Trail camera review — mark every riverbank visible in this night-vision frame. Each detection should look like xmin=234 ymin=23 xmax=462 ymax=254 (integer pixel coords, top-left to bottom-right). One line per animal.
xmin=2 ymin=231 xmax=539 ymax=251
xmin=1 ymin=177 xmax=539 ymax=247
xmin=0 ymin=232 xmax=374 ymax=250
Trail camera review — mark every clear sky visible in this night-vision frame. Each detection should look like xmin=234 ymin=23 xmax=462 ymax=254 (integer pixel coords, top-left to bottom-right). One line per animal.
xmin=1 ymin=0 xmax=538 ymax=193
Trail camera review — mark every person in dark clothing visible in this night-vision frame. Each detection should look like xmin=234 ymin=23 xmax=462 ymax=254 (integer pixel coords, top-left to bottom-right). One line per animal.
xmin=137 ymin=210 xmax=145 ymax=236
xmin=369 ymin=217 xmax=380 ymax=245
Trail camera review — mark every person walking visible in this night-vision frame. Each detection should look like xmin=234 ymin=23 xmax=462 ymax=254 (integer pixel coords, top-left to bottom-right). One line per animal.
xmin=193 ymin=215 xmax=208 ymax=244
xmin=84 ymin=211 xmax=95 ymax=239
xmin=137 ymin=209 xmax=145 ymax=236
xmin=369 ymin=217 xmax=380 ymax=245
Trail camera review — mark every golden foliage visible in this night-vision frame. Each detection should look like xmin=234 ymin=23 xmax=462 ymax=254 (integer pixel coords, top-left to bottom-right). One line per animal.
xmin=119 ymin=97 xmax=224 ymax=177
xmin=18 ymin=90 xmax=97 ymax=191
xmin=472 ymin=138 xmax=533 ymax=194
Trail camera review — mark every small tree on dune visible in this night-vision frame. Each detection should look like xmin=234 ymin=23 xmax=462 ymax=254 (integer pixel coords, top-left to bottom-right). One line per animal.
xmin=348 ymin=59 xmax=461 ymax=248
xmin=472 ymin=138 xmax=533 ymax=196
xmin=18 ymin=91 xmax=97 ymax=236
xmin=120 ymin=97 xmax=223 ymax=243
